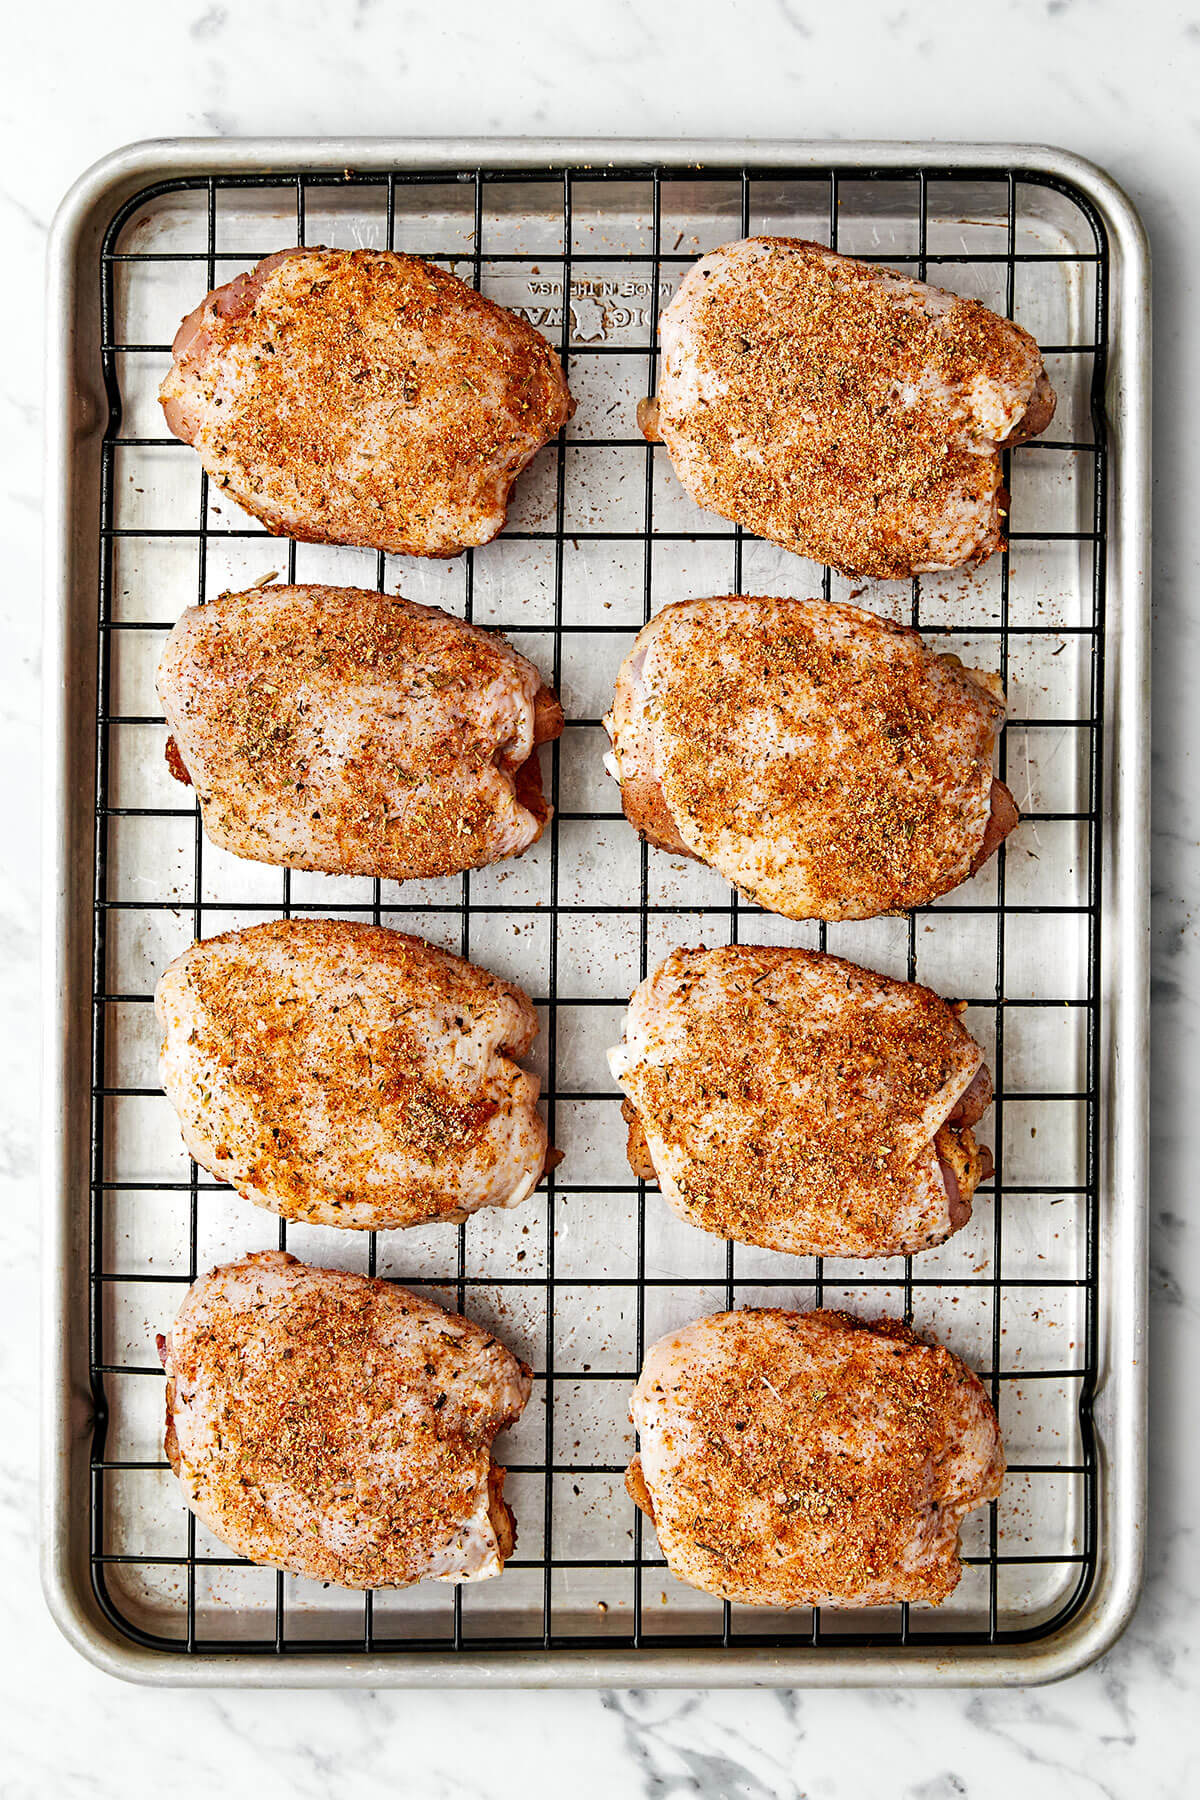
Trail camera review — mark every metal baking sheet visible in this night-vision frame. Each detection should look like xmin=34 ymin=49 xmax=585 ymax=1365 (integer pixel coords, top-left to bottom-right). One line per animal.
xmin=42 ymin=138 xmax=1150 ymax=1686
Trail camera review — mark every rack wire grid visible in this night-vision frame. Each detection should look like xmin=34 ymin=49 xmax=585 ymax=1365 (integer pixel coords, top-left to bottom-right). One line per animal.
xmin=88 ymin=158 xmax=1107 ymax=1661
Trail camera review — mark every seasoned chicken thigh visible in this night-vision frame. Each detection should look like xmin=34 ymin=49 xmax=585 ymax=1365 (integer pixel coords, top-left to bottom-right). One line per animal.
xmin=160 ymin=248 xmax=574 ymax=556
xmin=156 ymin=920 xmax=549 ymax=1229
xmin=628 ymin=1308 xmax=1004 ymax=1607
xmin=159 ymin=1252 xmax=531 ymax=1588
xmin=611 ymin=945 xmax=992 ymax=1259
xmin=157 ymin=586 xmax=562 ymax=881
xmin=605 ymin=596 xmax=1017 ymax=920
xmin=641 ymin=237 xmax=1054 ymax=578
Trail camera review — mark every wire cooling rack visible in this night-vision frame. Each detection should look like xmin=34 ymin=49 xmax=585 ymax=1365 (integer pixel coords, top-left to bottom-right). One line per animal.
xmin=88 ymin=158 xmax=1106 ymax=1660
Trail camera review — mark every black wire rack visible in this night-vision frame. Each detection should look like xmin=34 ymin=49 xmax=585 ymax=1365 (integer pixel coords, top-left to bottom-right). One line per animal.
xmin=88 ymin=159 xmax=1108 ymax=1660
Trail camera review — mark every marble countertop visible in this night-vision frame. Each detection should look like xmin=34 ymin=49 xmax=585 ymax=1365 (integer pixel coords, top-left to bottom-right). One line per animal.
xmin=6 ymin=1 xmax=1196 ymax=1792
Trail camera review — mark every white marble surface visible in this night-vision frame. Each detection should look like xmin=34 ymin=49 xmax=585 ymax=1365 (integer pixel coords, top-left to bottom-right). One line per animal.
xmin=4 ymin=0 xmax=1196 ymax=1792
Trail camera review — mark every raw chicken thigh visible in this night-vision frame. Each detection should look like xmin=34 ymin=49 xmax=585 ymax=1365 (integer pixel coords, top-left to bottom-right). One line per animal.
xmin=642 ymin=237 xmax=1054 ymax=577
xmin=160 ymin=1253 xmax=531 ymax=1588
xmin=160 ymin=248 xmax=573 ymax=555
xmin=628 ymin=1308 xmax=1004 ymax=1606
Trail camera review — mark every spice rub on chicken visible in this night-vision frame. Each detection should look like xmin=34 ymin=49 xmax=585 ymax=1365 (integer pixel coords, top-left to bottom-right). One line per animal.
xmin=155 ymin=920 xmax=550 ymax=1230
xmin=627 ymin=1308 xmax=1004 ymax=1607
xmin=610 ymin=945 xmax=992 ymax=1260
xmin=159 ymin=247 xmax=574 ymax=556
xmin=605 ymin=596 xmax=1017 ymax=921
xmin=641 ymin=237 xmax=1055 ymax=578
xmin=159 ymin=1253 xmax=532 ymax=1588
xmin=157 ymin=586 xmax=563 ymax=882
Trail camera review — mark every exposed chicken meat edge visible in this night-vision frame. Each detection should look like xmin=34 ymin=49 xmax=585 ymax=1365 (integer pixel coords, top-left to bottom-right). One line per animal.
xmin=970 ymin=779 xmax=1020 ymax=874
xmin=936 ymin=1061 xmax=995 ymax=1223
xmin=1000 ymin=370 xmax=1057 ymax=446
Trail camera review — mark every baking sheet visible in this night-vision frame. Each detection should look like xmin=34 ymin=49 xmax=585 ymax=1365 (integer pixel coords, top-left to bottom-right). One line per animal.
xmin=42 ymin=139 xmax=1150 ymax=1685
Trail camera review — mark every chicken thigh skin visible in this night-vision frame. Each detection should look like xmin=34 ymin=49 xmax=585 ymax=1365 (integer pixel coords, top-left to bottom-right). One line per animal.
xmin=628 ymin=1307 xmax=1004 ymax=1607
xmin=605 ymin=595 xmax=1017 ymax=921
xmin=160 ymin=1252 xmax=531 ymax=1588
xmin=160 ymin=247 xmax=574 ymax=556
xmin=156 ymin=919 xmax=550 ymax=1230
xmin=644 ymin=236 xmax=1054 ymax=578
xmin=611 ymin=944 xmax=993 ymax=1259
xmin=157 ymin=586 xmax=562 ymax=882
